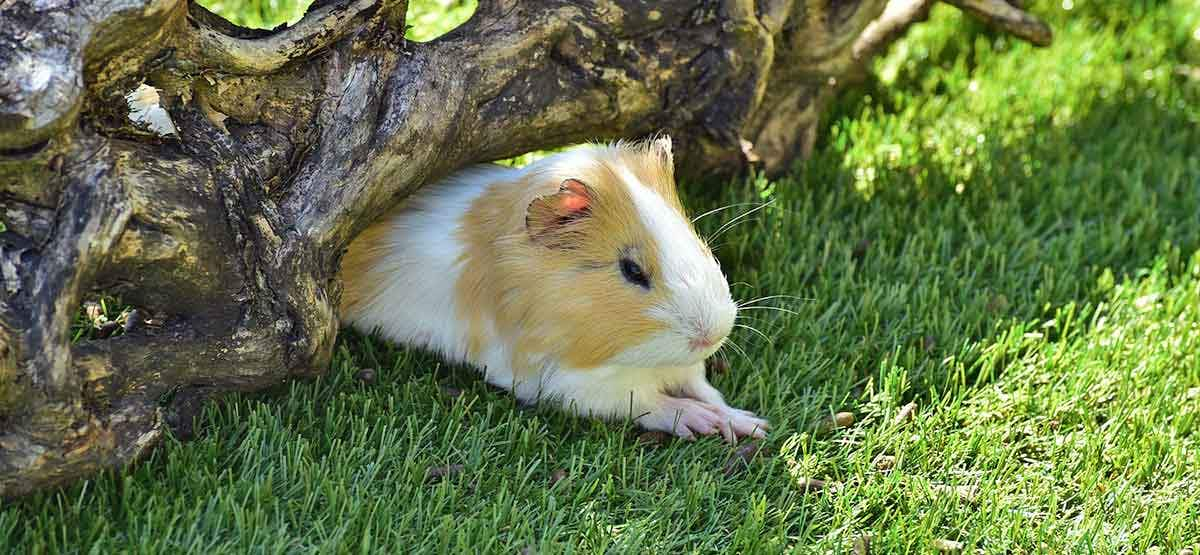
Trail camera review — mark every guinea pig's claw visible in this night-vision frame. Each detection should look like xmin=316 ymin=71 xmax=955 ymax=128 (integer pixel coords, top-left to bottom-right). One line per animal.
xmin=719 ymin=410 xmax=770 ymax=442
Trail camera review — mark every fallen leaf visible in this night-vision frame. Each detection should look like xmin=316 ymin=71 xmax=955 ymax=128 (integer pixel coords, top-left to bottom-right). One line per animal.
xmin=123 ymin=308 xmax=146 ymax=333
xmin=795 ymin=477 xmax=828 ymax=493
xmin=637 ymin=431 xmax=671 ymax=447
xmin=706 ymin=357 xmax=730 ymax=374
xmin=820 ymin=411 xmax=856 ymax=432
xmin=853 ymin=533 xmax=872 ymax=555
xmin=932 ymin=483 xmax=979 ymax=503
xmin=425 ymin=464 xmax=464 ymax=484
xmin=1134 ymin=293 xmax=1161 ymax=311
xmin=125 ymin=84 xmax=178 ymax=136
xmin=197 ymin=93 xmax=230 ymax=134
xmin=95 ymin=321 xmax=121 ymax=339
xmin=354 ymin=368 xmax=377 ymax=384
xmin=83 ymin=301 xmax=103 ymax=325
xmin=932 ymin=538 xmax=963 ymax=552
xmin=739 ymin=138 xmax=761 ymax=163
xmin=832 ymin=411 xmax=855 ymax=428
xmin=851 ymin=239 xmax=872 ymax=262
xmin=722 ymin=442 xmax=762 ymax=476
xmin=986 ymin=293 xmax=1009 ymax=313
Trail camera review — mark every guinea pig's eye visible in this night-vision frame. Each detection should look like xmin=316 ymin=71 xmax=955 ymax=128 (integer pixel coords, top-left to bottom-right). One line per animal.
xmin=619 ymin=258 xmax=650 ymax=289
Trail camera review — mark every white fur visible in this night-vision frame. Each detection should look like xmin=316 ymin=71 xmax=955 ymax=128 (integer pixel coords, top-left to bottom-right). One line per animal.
xmin=342 ymin=164 xmax=514 ymax=364
xmin=343 ymin=146 xmax=766 ymax=441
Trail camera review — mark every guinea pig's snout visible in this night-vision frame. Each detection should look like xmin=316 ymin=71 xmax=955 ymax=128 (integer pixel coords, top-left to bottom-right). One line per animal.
xmin=714 ymin=301 xmax=737 ymax=341
xmin=688 ymin=333 xmax=717 ymax=351
xmin=688 ymin=302 xmax=737 ymax=352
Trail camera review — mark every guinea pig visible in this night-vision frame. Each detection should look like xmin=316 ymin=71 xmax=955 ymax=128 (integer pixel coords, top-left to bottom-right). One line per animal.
xmin=339 ymin=137 xmax=768 ymax=442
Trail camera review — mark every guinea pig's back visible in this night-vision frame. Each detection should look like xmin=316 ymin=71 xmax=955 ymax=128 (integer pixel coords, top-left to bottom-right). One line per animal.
xmin=339 ymin=164 xmax=517 ymax=361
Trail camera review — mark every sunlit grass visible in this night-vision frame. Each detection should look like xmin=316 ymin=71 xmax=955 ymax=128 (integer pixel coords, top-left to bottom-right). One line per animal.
xmin=195 ymin=0 xmax=475 ymax=40
xmin=405 ymin=0 xmax=476 ymax=42
xmin=4 ymin=1 xmax=1198 ymax=552
xmin=196 ymin=0 xmax=311 ymax=28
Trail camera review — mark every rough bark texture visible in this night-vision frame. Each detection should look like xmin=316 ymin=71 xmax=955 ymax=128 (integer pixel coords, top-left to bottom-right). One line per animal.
xmin=0 ymin=0 xmax=1049 ymax=497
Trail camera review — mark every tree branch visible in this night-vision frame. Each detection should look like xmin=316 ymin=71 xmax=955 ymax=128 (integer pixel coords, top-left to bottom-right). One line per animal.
xmin=854 ymin=0 xmax=937 ymax=61
xmin=21 ymin=139 xmax=133 ymax=394
xmin=177 ymin=0 xmax=398 ymax=75
xmin=942 ymin=0 xmax=1052 ymax=46
xmin=0 ymin=135 xmax=139 ymax=497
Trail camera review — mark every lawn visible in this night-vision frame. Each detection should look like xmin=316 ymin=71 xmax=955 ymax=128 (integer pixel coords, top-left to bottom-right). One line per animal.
xmin=3 ymin=1 xmax=1199 ymax=552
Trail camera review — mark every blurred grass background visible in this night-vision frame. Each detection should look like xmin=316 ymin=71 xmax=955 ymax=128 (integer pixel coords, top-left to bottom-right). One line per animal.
xmin=3 ymin=0 xmax=1199 ymax=552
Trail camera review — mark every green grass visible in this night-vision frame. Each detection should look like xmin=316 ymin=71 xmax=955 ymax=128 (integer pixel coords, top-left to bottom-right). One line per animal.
xmin=5 ymin=1 xmax=1200 ymax=552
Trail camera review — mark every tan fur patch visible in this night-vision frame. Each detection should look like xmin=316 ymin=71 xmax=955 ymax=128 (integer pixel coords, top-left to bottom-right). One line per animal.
xmin=339 ymin=214 xmax=397 ymax=315
xmin=615 ymin=137 xmax=685 ymax=215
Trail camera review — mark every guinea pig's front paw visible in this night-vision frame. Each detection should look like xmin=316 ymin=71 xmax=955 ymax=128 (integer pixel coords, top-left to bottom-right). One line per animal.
xmin=643 ymin=397 xmax=769 ymax=443
xmin=720 ymin=406 xmax=770 ymax=441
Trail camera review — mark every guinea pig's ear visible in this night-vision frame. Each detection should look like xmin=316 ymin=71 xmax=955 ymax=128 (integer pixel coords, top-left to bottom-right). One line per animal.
xmin=526 ymin=178 xmax=593 ymax=247
xmin=651 ymin=135 xmax=673 ymax=164
xmin=651 ymin=135 xmax=674 ymax=178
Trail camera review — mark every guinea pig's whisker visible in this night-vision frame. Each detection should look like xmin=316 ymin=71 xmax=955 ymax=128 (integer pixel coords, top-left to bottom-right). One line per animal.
xmin=707 ymin=241 xmax=732 ymax=253
xmin=708 ymin=215 xmax=758 ymax=244
xmin=691 ymin=202 xmax=763 ymax=224
xmin=705 ymin=209 xmax=757 ymax=242
xmin=723 ymin=337 xmax=752 ymax=362
xmin=737 ymin=294 xmax=812 ymax=307
xmin=735 ymin=323 xmax=774 ymax=345
xmin=707 ymin=200 xmax=776 ymax=242
xmin=737 ymin=305 xmax=800 ymax=316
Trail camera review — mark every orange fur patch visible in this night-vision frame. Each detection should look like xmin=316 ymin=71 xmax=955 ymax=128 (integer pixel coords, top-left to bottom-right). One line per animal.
xmin=339 ymin=214 xmax=398 ymax=316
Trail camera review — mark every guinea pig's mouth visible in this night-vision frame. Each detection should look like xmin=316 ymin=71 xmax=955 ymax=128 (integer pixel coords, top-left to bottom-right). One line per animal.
xmin=685 ymin=321 xmax=733 ymax=358
xmin=688 ymin=336 xmax=728 ymax=362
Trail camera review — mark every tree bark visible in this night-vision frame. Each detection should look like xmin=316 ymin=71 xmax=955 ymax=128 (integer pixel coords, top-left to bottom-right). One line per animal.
xmin=0 ymin=0 xmax=1049 ymax=497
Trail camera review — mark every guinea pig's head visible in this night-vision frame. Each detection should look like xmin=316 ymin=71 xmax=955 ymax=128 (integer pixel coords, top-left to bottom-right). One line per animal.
xmin=516 ymin=137 xmax=737 ymax=369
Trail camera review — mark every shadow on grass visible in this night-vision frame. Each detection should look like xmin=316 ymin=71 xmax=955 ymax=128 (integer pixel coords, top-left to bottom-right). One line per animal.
xmin=691 ymin=78 xmax=1198 ymax=433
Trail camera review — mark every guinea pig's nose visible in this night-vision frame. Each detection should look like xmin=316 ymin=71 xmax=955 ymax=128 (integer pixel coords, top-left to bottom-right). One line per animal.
xmin=689 ymin=334 xmax=716 ymax=351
